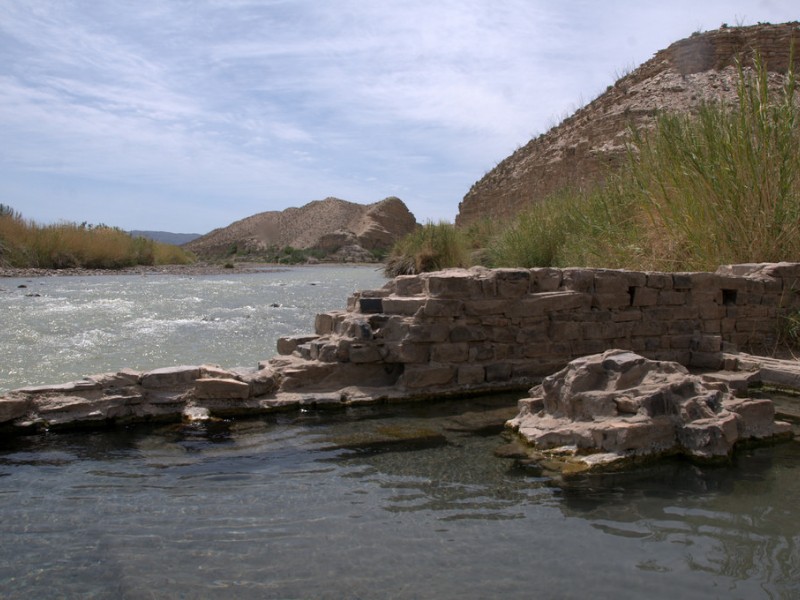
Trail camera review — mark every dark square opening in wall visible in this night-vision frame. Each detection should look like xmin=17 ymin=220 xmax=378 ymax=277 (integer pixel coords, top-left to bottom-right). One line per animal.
xmin=722 ymin=289 xmax=737 ymax=306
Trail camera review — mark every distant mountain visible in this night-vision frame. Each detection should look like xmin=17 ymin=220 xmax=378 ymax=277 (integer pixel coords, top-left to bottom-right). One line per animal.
xmin=184 ymin=196 xmax=418 ymax=262
xmin=130 ymin=230 xmax=203 ymax=245
xmin=456 ymin=22 xmax=800 ymax=227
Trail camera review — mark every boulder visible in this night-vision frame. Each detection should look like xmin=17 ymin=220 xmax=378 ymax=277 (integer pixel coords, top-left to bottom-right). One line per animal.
xmin=507 ymin=349 xmax=792 ymax=472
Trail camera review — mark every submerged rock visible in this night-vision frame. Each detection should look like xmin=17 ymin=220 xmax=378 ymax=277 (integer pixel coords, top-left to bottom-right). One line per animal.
xmin=506 ymin=349 xmax=792 ymax=473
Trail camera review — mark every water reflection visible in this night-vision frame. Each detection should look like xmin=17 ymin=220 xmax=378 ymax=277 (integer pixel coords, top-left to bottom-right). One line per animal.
xmin=1 ymin=399 xmax=799 ymax=599
xmin=549 ymin=444 xmax=800 ymax=596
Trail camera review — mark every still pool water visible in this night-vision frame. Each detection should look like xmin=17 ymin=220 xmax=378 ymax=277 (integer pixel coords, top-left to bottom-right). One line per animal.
xmin=1 ymin=266 xmax=799 ymax=598
xmin=1 ymin=397 xmax=798 ymax=599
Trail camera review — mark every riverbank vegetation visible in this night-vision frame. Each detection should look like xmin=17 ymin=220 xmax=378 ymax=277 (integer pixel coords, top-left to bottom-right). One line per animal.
xmin=0 ymin=207 xmax=195 ymax=269
xmin=386 ymin=56 xmax=800 ymax=275
xmin=384 ymin=221 xmax=471 ymax=275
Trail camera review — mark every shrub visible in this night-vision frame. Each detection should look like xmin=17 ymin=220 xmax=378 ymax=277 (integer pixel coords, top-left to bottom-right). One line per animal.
xmin=384 ymin=221 xmax=471 ymax=276
xmin=486 ymin=52 xmax=800 ymax=272
xmin=629 ymin=56 xmax=800 ymax=270
xmin=0 ymin=212 xmax=194 ymax=269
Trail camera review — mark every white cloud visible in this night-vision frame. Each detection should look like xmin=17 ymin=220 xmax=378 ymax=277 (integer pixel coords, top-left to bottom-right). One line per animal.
xmin=1 ymin=0 xmax=798 ymax=232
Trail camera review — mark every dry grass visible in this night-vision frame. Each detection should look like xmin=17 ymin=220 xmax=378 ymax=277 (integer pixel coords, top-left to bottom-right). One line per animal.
xmin=0 ymin=212 xmax=194 ymax=269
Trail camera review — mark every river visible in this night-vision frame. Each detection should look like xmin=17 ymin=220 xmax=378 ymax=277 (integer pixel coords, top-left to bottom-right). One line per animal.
xmin=0 ymin=266 xmax=798 ymax=598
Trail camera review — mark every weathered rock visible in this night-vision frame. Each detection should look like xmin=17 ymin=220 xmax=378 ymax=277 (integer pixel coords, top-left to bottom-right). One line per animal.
xmin=194 ymin=377 xmax=251 ymax=400
xmin=507 ymin=349 xmax=792 ymax=472
xmin=141 ymin=366 xmax=201 ymax=389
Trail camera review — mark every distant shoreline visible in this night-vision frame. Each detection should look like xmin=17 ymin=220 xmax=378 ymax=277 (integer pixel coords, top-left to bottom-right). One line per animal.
xmin=0 ymin=261 xmax=383 ymax=279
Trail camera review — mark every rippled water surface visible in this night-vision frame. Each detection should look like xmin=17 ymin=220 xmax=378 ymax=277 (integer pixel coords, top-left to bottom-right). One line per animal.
xmin=0 ymin=265 xmax=386 ymax=392
xmin=1 ymin=267 xmax=799 ymax=598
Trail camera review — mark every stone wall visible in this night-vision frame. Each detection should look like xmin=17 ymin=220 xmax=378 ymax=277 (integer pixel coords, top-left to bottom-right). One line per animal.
xmin=2 ymin=262 xmax=800 ymax=433
xmin=275 ymin=262 xmax=800 ymax=396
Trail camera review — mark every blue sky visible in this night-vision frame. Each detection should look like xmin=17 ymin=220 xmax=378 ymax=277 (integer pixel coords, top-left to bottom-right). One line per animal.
xmin=1 ymin=1 xmax=797 ymax=234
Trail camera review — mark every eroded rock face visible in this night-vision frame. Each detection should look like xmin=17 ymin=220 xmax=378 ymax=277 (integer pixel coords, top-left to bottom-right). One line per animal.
xmin=507 ymin=349 xmax=791 ymax=471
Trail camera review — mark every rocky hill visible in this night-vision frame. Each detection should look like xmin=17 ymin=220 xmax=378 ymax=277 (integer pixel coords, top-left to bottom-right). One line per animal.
xmin=456 ymin=22 xmax=800 ymax=228
xmin=185 ymin=196 xmax=418 ymax=262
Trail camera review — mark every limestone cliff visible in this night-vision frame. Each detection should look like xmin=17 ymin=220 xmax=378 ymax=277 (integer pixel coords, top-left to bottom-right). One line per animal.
xmin=186 ymin=196 xmax=418 ymax=261
xmin=456 ymin=22 xmax=800 ymax=228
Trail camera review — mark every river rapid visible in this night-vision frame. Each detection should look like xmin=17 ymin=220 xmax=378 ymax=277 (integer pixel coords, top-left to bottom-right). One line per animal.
xmin=0 ymin=266 xmax=798 ymax=599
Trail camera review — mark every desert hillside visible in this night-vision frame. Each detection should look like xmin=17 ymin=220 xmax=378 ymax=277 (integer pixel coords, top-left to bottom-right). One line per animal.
xmin=185 ymin=196 xmax=418 ymax=261
xmin=456 ymin=22 xmax=800 ymax=227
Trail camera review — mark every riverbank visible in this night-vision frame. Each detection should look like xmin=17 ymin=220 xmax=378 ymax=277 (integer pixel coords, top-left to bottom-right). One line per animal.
xmin=0 ymin=261 xmax=387 ymax=279
xmin=0 ymin=262 xmax=294 ymax=278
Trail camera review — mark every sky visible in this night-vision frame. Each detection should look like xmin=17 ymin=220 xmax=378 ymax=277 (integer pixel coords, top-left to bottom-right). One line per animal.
xmin=1 ymin=1 xmax=798 ymax=234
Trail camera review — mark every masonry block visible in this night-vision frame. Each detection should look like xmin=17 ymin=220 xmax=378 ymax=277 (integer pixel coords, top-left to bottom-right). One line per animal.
xmin=382 ymin=297 xmax=427 ymax=316
xmin=494 ymin=268 xmax=531 ymax=298
xmin=508 ymin=291 xmax=591 ymax=317
xmin=457 ymin=365 xmax=486 ymax=385
xmin=431 ymin=343 xmax=469 ymax=363
xmin=530 ymin=268 xmax=563 ymax=292
xmin=423 ymin=298 xmax=464 ymax=318
xmin=383 ymin=342 xmax=430 ymax=364
xmin=394 ymin=275 xmax=424 ymax=296
xmin=402 ymin=365 xmax=457 ymax=389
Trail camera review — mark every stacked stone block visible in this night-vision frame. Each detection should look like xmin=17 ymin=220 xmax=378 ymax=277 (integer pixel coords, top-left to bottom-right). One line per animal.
xmin=275 ymin=262 xmax=800 ymax=396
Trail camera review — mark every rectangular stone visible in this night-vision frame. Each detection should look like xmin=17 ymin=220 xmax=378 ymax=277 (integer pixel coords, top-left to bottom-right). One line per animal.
xmin=382 ymin=297 xmax=427 ymax=316
xmin=141 ymin=366 xmax=200 ymax=389
xmin=485 ymin=363 xmax=512 ymax=382
xmin=530 ymin=268 xmax=563 ymax=292
xmin=486 ymin=326 xmax=517 ymax=344
xmin=358 ymin=297 xmax=384 ymax=314
xmin=431 ymin=343 xmax=469 ymax=363
xmin=394 ymin=275 xmax=424 ymax=296
xmin=692 ymin=335 xmax=722 ymax=352
xmin=594 ymin=270 xmax=646 ymax=293
xmin=424 ymin=271 xmax=483 ymax=298
xmin=408 ymin=323 xmax=450 ymax=343
xmin=464 ymin=299 xmax=509 ymax=316
xmin=508 ymin=291 xmax=591 ymax=317
xmin=561 ymin=269 xmax=594 ymax=292
xmin=646 ymin=272 xmax=673 ymax=289
xmin=277 ymin=335 xmax=319 ymax=356
xmin=349 ymin=343 xmax=384 ymax=363
xmin=612 ymin=309 xmax=643 ymax=322
xmin=689 ymin=352 xmax=724 ymax=370
xmin=494 ymin=268 xmax=531 ymax=298
xmin=549 ymin=321 xmax=582 ymax=340
xmin=423 ymin=298 xmax=464 ymax=318
xmin=593 ymin=292 xmax=631 ymax=310
xmin=581 ymin=322 xmax=630 ymax=340
xmin=383 ymin=342 xmax=430 ymax=364
xmin=516 ymin=323 xmax=549 ymax=344
xmin=194 ymin=377 xmax=250 ymax=400
xmin=450 ymin=325 xmax=487 ymax=343
xmin=659 ymin=290 xmax=687 ymax=306
xmin=402 ymin=365 xmax=457 ymax=389
xmin=457 ymin=365 xmax=485 ymax=385
xmin=631 ymin=286 xmax=659 ymax=307
xmin=314 ymin=312 xmax=336 ymax=335
xmin=469 ymin=344 xmax=494 ymax=362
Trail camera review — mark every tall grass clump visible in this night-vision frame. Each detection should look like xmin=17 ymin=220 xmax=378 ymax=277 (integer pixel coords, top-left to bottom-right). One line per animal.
xmin=630 ymin=55 xmax=800 ymax=270
xmin=487 ymin=53 xmax=800 ymax=271
xmin=487 ymin=190 xmax=578 ymax=267
xmin=384 ymin=221 xmax=471 ymax=276
xmin=0 ymin=207 xmax=194 ymax=269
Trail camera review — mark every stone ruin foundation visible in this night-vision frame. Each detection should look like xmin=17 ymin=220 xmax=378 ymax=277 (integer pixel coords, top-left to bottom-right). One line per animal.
xmin=1 ymin=262 xmax=799 ymax=471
